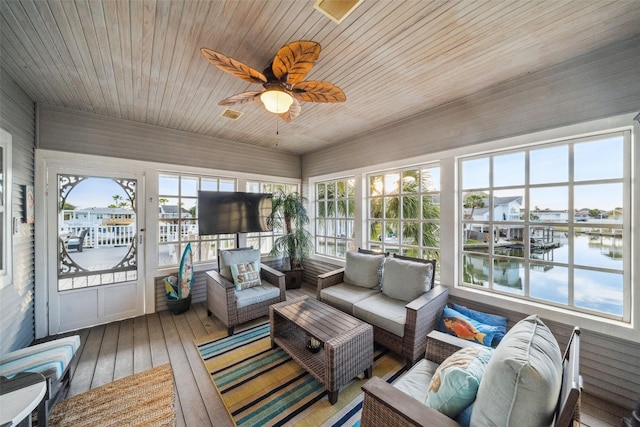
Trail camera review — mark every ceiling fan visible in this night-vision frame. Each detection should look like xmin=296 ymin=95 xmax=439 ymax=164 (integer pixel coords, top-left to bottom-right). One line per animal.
xmin=200 ymin=40 xmax=346 ymax=122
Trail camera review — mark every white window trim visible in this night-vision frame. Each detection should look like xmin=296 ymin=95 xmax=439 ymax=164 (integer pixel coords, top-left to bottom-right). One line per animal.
xmin=308 ymin=112 xmax=639 ymax=341
xmin=0 ymin=128 xmax=12 ymax=290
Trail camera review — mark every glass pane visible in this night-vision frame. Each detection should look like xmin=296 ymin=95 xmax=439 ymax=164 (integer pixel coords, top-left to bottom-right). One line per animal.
xmin=574 ymin=269 xmax=622 ymax=316
xmin=402 ymin=170 xmax=419 ymax=193
xmin=574 ymin=183 xmax=623 ymax=224
xmin=462 ymin=193 xmax=487 ymax=220
xmin=493 ymin=188 xmax=524 ymax=222
xmin=327 ymin=182 xmax=335 ymax=199
xmin=492 ymin=258 xmax=524 ymax=295
xmin=529 ymin=263 xmax=568 ymax=304
xmin=337 ymin=199 xmax=348 ymax=218
xmin=370 ymin=175 xmax=383 ymax=196
xmin=530 ymin=145 xmax=568 ymax=184
xmin=326 ymin=238 xmax=336 ymax=256
xmin=462 ymin=157 xmax=489 ymax=189
xmin=384 ymin=221 xmax=398 ymax=243
xmin=422 ymin=195 xmax=440 ymax=220
xmin=201 ymin=178 xmax=218 ymax=191
xmin=402 ymin=221 xmax=418 ymax=245
xmin=573 ymin=227 xmax=623 ymax=270
xmin=402 ymin=196 xmax=419 ymax=219
xmin=369 ymin=221 xmax=382 ymax=241
xmin=316 ymin=219 xmax=325 ymax=235
xmin=316 ymin=236 xmax=326 ymax=254
xmin=494 ymin=152 xmax=525 ymax=187
xmin=530 ymin=186 xmax=567 ymax=221
xmin=219 ymin=179 xmax=235 ymax=191
xmin=181 ymin=176 xmax=198 ymax=197
xmin=574 ymin=136 xmax=623 ymax=181
xmin=317 ymin=201 xmax=326 ymax=218
xmin=462 ymin=254 xmax=488 ymax=287
xmin=317 ymin=183 xmax=326 ymax=199
xmin=347 ymin=178 xmax=355 ymax=197
xmin=421 ymin=166 xmax=440 ymax=192
xmin=337 ymin=180 xmax=346 ymax=198
xmin=370 ymin=198 xmax=383 ymax=219
xmin=159 ymin=174 xmax=179 ymax=195
xmin=385 ymin=197 xmax=399 ymax=218
xmin=336 ymin=220 xmax=347 ymax=238
xmin=336 ymin=240 xmax=348 ymax=257
xmin=385 ymin=173 xmax=400 ymax=195
xmin=422 ymin=223 xmax=440 ymax=248
xmin=531 ymin=228 xmax=568 ymax=263
xmin=181 ymin=198 xmax=197 ymax=219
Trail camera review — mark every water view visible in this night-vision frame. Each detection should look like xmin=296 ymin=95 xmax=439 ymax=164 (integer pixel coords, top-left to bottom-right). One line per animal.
xmin=463 ymin=231 xmax=624 ymax=316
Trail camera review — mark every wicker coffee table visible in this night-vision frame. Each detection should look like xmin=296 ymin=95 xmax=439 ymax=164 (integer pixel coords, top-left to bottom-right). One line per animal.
xmin=269 ymin=296 xmax=373 ymax=404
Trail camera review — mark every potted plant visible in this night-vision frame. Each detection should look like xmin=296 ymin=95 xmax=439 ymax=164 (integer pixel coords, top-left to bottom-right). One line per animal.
xmin=268 ymin=190 xmax=314 ymax=289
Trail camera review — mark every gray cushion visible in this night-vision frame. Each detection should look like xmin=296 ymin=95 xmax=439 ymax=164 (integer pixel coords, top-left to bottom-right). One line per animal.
xmin=235 ymin=282 xmax=280 ymax=308
xmin=343 ymin=251 xmax=385 ymax=289
xmin=353 ymin=292 xmax=407 ymax=337
xmin=381 ymin=257 xmax=433 ymax=302
xmin=393 ymin=358 xmax=440 ymax=403
xmin=471 ymin=314 xmax=563 ymax=427
xmin=219 ymin=248 xmax=261 ymax=281
xmin=320 ymin=283 xmax=381 ymax=314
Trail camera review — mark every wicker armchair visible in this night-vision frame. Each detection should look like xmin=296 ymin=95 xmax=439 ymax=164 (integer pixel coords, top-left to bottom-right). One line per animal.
xmin=206 ymin=248 xmax=286 ymax=335
xmin=318 ymin=253 xmax=449 ymax=367
xmin=361 ymin=327 xmax=582 ymax=427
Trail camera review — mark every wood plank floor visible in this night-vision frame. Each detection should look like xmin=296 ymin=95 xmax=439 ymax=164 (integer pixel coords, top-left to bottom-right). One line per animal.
xmin=46 ymin=283 xmax=627 ymax=426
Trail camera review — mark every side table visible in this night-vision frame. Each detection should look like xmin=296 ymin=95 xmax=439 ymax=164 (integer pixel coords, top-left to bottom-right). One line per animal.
xmin=0 ymin=372 xmax=47 ymax=427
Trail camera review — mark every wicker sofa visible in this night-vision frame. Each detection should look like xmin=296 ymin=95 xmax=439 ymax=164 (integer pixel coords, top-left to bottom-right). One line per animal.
xmin=317 ymin=250 xmax=449 ymax=366
xmin=361 ymin=316 xmax=582 ymax=427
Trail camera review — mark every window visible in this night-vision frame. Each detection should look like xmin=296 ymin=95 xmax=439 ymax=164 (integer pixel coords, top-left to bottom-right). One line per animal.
xmin=366 ymin=165 xmax=441 ymax=268
xmin=158 ymin=173 xmax=235 ymax=266
xmin=315 ymin=178 xmax=356 ymax=258
xmin=246 ymin=181 xmax=298 ymax=254
xmin=459 ymin=131 xmax=630 ymax=321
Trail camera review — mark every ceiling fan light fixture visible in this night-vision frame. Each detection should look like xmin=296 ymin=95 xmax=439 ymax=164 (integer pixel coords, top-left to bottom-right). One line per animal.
xmin=260 ymin=88 xmax=293 ymax=114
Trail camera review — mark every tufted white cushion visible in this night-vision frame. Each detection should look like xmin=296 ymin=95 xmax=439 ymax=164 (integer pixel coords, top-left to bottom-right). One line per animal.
xmin=343 ymin=251 xmax=385 ymax=289
xmin=381 ymin=257 xmax=433 ymax=302
xmin=471 ymin=314 xmax=562 ymax=427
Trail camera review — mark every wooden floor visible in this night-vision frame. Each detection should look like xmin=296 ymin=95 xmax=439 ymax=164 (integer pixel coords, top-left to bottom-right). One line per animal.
xmin=49 ymin=283 xmax=627 ymax=427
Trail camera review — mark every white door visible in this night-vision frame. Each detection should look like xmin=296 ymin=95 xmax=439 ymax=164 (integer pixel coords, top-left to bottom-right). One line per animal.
xmin=48 ymin=168 xmax=145 ymax=333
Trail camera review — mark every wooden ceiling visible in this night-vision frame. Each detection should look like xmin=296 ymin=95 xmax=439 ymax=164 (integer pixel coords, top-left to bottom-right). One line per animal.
xmin=1 ymin=1 xmax=639 ymax=155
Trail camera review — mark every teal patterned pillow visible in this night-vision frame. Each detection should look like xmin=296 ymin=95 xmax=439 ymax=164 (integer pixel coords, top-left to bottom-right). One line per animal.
xmin=425 ymin=346 xmax=492 ymax=418
xmin=230 ymin=261 xmax=261 ymax=291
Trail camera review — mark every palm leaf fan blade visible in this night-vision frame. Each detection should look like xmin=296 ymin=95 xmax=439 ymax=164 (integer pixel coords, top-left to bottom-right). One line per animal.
xmin=272 ymin=41 xmax=321 ymax=84
xmin=278 ymin=98 xmax=301 ymax=122
xmin=200 ymin=48 xmax=267 ymax=84
xmin=292 ymin=81 xmax=346 ymax=103
xmin=218 ymin=91 xmax=263 ymax=106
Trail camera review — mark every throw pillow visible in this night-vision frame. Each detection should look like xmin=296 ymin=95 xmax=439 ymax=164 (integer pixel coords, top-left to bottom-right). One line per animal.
xmin=343 ymin=251 xmax=385 ymax=288
xmin=230 ymin=261 xmax=261 ymax=291
xmin=219 ymin=248 xmax=261 ymax=281
xmin=470 ymin=314 xmax=563 ymax=427
xmin=381 ymin=257 xmax=433 ymax=302
xmin=425 ymin=347 xmax=492 ymax=418
xmin=437 ymin=306 xmax=501 ymax=347
xmin=450 ymin=303 xmax=508 ymax=346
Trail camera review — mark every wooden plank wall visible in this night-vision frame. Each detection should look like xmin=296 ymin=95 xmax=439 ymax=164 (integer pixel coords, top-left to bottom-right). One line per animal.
xmin=37 ymin=104 xmax=301 ymax=179
xmin=0 ymin=66 xmax=37 ymax=354
xmin=302 ymin=35 xmax=640 ymax=178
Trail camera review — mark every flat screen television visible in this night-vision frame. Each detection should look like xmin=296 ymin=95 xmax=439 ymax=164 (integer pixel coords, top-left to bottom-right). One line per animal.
xmin=197 ymin=191 xmax=273 ymax=235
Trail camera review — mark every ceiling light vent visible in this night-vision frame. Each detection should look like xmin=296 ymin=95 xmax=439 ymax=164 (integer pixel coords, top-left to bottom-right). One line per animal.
xmin=313 ymin=0 xmax=364 ymax=24
xmin=221 ymin=109 xmax=244 ymax=120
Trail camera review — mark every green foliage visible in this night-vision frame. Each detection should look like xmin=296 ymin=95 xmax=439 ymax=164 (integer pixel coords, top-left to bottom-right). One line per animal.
xmin=268 ymin=190 xmax=314 ymax=270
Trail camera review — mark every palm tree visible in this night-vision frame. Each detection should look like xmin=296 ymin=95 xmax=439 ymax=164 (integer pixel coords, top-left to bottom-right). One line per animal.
xmin=463 ymin=193 xmax=485 ymax=241
xmin=268 ymin=190 xmax=314 ymax=271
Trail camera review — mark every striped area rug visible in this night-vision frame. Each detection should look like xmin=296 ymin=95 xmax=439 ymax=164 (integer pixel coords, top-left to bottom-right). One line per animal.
xmin=195 ymin=322 xmax=406 ymax=427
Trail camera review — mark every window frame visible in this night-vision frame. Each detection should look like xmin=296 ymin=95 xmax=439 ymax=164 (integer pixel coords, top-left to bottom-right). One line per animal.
xmin=364 ymin=164 xmax=441 ymax=270
xmin=0 ymin=128 xmax=12 ymax=289
xmin=157 ymin=172 xmax=236 ymax=267
xmin=458 ymin=130 xmax=631 ymax=322
xmin=313 ymin=177 xmax=356 ymax=259
xmin=245 ymin=181 xmax=299 ymax=255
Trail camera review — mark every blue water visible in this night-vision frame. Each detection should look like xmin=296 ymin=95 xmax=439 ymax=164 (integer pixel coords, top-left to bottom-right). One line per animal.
xmin=466 ymin=234 xmax=624 ymax=316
